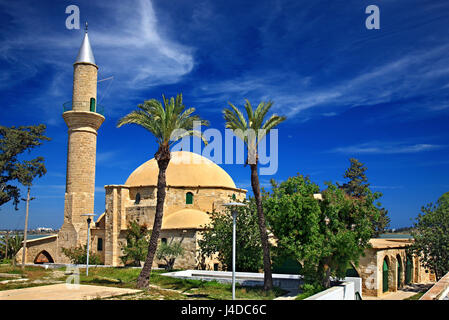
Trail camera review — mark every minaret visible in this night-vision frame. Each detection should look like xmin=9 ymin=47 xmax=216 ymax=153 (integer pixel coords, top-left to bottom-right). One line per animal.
xmin=58 ymin=23 xmax=105 ymax=257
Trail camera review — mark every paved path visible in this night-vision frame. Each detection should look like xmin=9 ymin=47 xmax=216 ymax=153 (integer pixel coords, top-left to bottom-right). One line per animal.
xmin=363 ymin=290 xmax=417 ymax=300
xmin=364 ymin=284 xmax=433 ymax=300
xmin=0 ymin=283 xmax=141 ymax=300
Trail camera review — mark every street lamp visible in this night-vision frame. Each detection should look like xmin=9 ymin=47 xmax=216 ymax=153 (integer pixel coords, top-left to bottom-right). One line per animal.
xmin=81 ymin=213 xmax=96 ymax=276
xmin=222 ymin=201 xmax=247 ymax=300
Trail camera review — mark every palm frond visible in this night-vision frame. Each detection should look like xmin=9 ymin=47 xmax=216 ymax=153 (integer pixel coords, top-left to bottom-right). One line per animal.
xmin=117 ymin=93 xmax=208 ymax=148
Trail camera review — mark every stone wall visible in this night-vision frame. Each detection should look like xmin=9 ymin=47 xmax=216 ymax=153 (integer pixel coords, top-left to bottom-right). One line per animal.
xmin=101 ymin=184 xmax=246 ymax=267
xmin=358 ymin=246 xmax=435 ymax=297
xmin=72 ymin=62 xmax=97 ymax=110
xmin=15 ymin=236 xmax=58 ymax=264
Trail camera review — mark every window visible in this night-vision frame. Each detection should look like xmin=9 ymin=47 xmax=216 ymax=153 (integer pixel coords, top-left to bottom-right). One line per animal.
xmin=186 ymin=192 xmax=193 ymax=204
xmin=161 ymin=238 xmax=167 ymax=244
xmin=135 ymin=193 xmax=141 ymax=205
xmin=97 ymin=238 xmax=103 ymax=251
xmin=90 ymin=98 xmax=96 ymax=112
xmin=214 ymin=263 xmax=219 ymax=271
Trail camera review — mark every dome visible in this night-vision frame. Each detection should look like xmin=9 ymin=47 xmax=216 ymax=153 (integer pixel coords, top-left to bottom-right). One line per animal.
xmin=162 ymin=209 xmax=210 ymax=230
xmin=125 ymin=151 xmax=237 ymax=188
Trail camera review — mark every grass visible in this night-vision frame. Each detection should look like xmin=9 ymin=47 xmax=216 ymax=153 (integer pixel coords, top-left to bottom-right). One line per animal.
xmin=0 ymin=264 xmax=64 ymax=291
xmin=404 ymin=292 xmax=425 ymax=300
xmin=75 ymin=267 xmax=286 ymax=300
xmin=0 ymin=264 xmax=286 ymax=299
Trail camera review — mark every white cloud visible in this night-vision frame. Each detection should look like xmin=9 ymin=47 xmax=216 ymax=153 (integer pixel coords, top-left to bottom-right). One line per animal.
xmin=0 ymin=0 xmax=194 ymax=122
xmin=329 ymin=142 xmax=445 ymax=155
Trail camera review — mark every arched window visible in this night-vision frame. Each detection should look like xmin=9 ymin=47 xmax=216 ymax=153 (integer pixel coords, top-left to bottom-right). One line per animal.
xmin=397 ymin=255 xmax=402 ymax=289
xmin=135 ymin=193 xmax=141 ymax=205
xmin=90 ymin=97 xmax=96 ymax=112
xmin=186 ymin=192 xmax=193 ymax=204
xmin=383 ymin=257 xmax=389 ymax=293
xmin=161 ymin=238 xmax=167 ymax=244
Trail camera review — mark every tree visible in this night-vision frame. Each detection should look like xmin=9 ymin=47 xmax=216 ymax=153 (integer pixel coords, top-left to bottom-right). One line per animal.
xmin=117 ymin=93 xmax=208 ymax=289
xmin=198 ymin=198 xmax=263 ymax=272
xmin=338 ymin=158 xmax=370 ymax=198
xmin=120 ymin=220 xmax=151 ymax=267
xmin=0 ymin=125 xmax=50 ymax=209
xmin=223 ymin=99 xmax=286 ymax=291
xmin=156 ymin=241 xmax=185 ymax=271
xmin=409 ymin=192 xmax=449 ymax=281
xmin=0 ymin=233 xmax=23 ymax=260
xmin=265 ymin=174 xmax=378 ymax=288
xmin=338 ymin=158 xmax=390 ymax=237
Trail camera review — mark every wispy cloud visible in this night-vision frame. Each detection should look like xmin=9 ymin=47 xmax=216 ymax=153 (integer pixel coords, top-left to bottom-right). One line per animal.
xmin=0 ymin=0 xmax=194 ymax=123
xmin=329 ymin=142 xmax=445 ymax=155
xmin=191 ymin=44 xmax=449 ymax=121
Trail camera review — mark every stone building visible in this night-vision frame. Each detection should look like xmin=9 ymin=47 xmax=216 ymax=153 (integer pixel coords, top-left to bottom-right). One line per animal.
xmin=15 ymin=28 xmax=246 ymax=269
xmin=352 ymin=238 xmax=435 ymax=297
xmin=91 ymin=150 xmax=246 ymax=269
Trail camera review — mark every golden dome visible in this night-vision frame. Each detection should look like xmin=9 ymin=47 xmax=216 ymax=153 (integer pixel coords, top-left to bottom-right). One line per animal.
xmin=125 ymin=151 xmax=237 ymax=188
xmin=162 ymin=209 xmax=210 ymax=230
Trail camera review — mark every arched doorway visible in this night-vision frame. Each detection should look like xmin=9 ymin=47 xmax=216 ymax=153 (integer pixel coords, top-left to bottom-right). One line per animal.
xmin=34 ymin=250 xmax=54 ymax=264
xmin=397 ymin=255 xmax=403 ymax=289
xmin=383 ymin=257 xmax=389 ymax=293
xmin=405 ymin=255 xmax=413 ymax=285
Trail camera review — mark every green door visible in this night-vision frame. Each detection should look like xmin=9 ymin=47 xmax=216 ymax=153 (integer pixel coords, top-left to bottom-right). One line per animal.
xmin=406 ymin=258 xmax=413 ymax=285
xmin=383 ymin=259 xmax=389 ymax=293
xmin=90 ymin=98 xmax=96 ymax=112
xmin=397 ymin=259 xmax=402 ymax=288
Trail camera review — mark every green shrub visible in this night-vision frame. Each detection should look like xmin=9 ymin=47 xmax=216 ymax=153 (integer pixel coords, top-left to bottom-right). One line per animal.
xmin=120 ymin=220 xmax=151 ymax=266
xmin=61 ymin=245 xmax=102 ymax=265
xmin=296 ymin=283 xmax=324 ymax=300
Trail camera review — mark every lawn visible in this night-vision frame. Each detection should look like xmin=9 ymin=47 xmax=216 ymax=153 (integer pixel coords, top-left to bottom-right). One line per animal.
xmin=75 ymin=267 xmax=286 ymax=300
xmin=0 ymin=264 xmax=286 ymax=300
xmin=0 ymin=264 xmax=65 ymax=291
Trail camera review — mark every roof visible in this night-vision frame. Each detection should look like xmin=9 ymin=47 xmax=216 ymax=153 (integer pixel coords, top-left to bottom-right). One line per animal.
xmin=75 ymin=31 xmax=96 ymax=65
xmin=161 ymin=208 xmax=210 ymax=230
xmin=125 ymin=151 xmax=238 ymax=189
xmin=369 ymin=238 xmax=413 ymax=249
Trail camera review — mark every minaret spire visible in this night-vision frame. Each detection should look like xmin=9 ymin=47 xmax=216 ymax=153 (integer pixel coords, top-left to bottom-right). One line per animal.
xmin=75 ymin=22 xmax=95 ymax=65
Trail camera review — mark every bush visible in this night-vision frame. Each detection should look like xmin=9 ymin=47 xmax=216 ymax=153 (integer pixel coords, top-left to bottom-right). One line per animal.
xmin=296 ymin=283 xmax=324 ymax=300
xmin=120 ymin=220 xmax=151 ymax=266
xmin=61 ymin=245 xmax=102 ymax=265
xmin=198 ymin=197 xmax=263 ymax=272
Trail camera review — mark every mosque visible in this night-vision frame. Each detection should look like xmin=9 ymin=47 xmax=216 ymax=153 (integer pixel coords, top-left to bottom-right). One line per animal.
xmin=15 ymin=28 xmax=435 ymax=298
xmin=15 ymin=27 xmax=246 ymax=270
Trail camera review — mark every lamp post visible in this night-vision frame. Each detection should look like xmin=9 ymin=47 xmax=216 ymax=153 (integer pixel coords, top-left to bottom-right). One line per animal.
xmin=81 ymin=213 xmax=95 ymax=276
xmin=222 ymin=202 xmax=247 ymax=300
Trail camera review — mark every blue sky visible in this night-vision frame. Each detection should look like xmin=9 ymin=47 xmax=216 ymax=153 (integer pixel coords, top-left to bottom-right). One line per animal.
xmin=1 ymin=0 xmax=449 ymax=230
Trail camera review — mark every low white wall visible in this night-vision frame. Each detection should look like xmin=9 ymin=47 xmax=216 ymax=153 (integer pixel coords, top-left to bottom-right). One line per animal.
xmin=305 ymin=277 xmax=362 ymax=300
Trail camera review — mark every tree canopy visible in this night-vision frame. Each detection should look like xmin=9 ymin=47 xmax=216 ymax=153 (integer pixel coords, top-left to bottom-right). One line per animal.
xmin=198 ymin=197 xmax=264 ymax=273
xmin=409 ymin=192 xmax=449 ymax=280
xmin=264 ymin=174 xmax=378 ymax=288
xmin=0 ymin=124 xmax=50 ymax=209
xmin=338 ymin=158 xmax=390 ymax=237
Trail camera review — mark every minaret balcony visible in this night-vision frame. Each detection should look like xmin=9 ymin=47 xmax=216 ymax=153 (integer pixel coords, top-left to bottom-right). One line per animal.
xmin=63 ymin=101 xmax=104 ymax=116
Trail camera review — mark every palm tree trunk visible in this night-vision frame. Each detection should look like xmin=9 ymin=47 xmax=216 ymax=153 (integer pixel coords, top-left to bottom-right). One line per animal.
xmin=250 ymin=162 xmax=273 ymax=291
xmin=137 ymin=146 xmax=170 ymax=289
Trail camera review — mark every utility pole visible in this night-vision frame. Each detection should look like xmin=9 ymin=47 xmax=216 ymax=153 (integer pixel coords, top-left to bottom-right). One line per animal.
xmin=21 ymin=187 xmax=34 ymax=269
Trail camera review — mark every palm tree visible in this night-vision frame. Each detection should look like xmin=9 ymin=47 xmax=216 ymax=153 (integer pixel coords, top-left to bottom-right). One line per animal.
xmin=117 ymin=93 xmax=208 ymax=289
xmin=223 ymin=99 xmax=286 ymax=291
